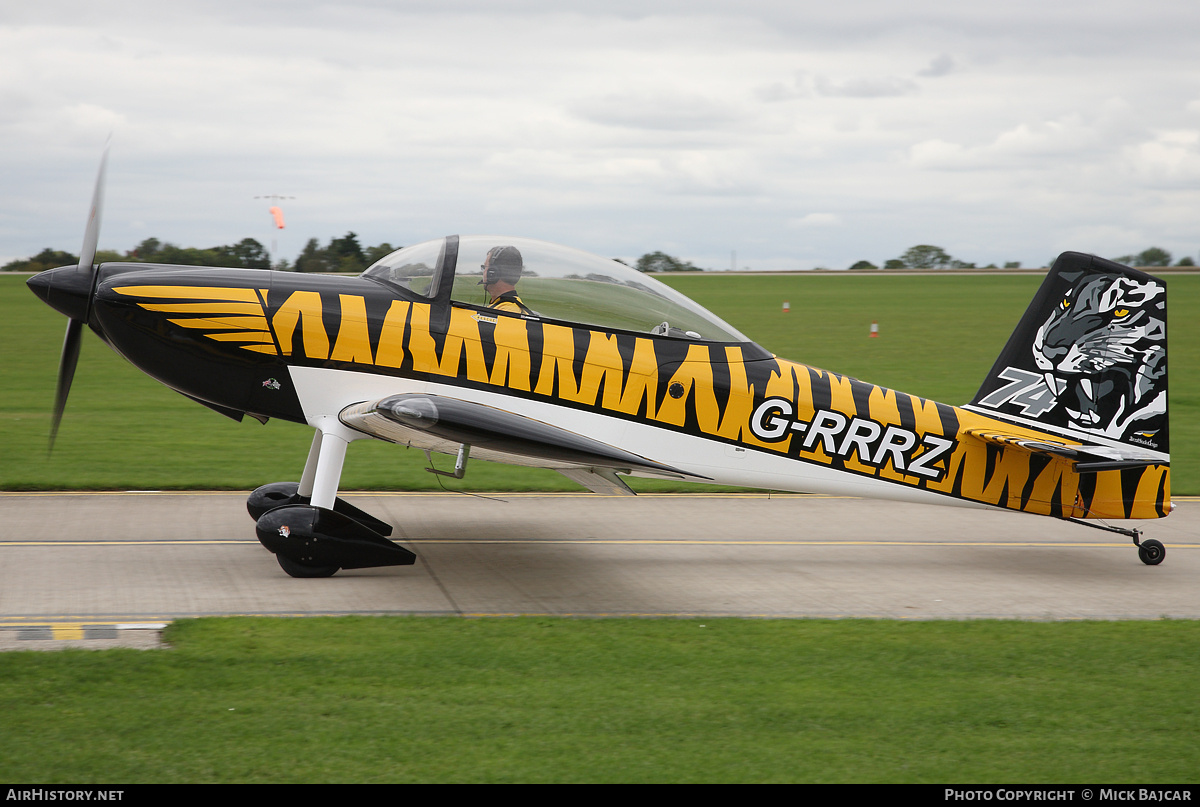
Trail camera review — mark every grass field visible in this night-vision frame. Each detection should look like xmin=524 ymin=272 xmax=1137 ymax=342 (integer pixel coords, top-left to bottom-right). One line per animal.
xmin=1 ymin=617 xmax=1197 ymax=783
xmin=3 ymin=271 xmax=1195 ymax=492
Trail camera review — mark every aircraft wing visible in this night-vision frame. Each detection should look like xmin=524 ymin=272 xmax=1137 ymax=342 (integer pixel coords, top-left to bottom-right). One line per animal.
xmin=962 ymin=429 xmax=1164 ymax=472
xmin=339 ymin=393 xmax=701 ymax=490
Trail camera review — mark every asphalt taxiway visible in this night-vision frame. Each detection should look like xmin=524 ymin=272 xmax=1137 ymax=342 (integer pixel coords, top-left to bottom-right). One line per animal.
xmin=1 ymin=492 xmax=1197 ymax=649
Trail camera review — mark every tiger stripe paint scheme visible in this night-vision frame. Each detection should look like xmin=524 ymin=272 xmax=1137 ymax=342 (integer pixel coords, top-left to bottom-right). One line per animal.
xmin=102 ymin=265 xmax=1169 ymax=522
xmin=33 ymin=153 xmax=1170 ymax=576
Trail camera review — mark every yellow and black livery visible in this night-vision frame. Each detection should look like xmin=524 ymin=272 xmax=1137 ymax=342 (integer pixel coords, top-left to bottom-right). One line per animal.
xmin=29 ymin=225 xmax=1173 ymax=576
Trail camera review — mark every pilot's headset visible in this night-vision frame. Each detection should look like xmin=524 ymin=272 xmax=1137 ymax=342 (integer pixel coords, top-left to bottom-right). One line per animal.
xmin=479 ymin=245 xmax=524 ymax=286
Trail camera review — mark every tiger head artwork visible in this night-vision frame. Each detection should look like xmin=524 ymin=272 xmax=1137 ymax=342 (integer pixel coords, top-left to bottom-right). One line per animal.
xmin=1031 ymin=271 xmax=1166 ymax=444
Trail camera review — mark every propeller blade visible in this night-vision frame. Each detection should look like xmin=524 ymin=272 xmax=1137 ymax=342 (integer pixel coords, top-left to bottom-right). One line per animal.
xmin=78 ymin=143 xmax=108 ymax=275
xmin=49 ymin=318 xmax=84 ymax=452
xmin=47 ymin=141 xmax=109 ymax=452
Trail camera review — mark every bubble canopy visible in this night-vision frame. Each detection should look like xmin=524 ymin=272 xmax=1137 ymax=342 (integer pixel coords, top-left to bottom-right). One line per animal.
xmin=362 ymin=235 xmax=749 ymax=343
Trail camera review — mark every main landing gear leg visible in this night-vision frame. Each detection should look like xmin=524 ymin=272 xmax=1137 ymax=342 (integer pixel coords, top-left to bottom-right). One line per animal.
xmin=250 ymin=417 xmax=416 ymax=577
xmin=296 ymin=428 xmax=323 ymax=500
xmin=247 ymin=427 xmax=393 ymax=533
xmin=1064 ymin=517 xmax=1165 ymax=566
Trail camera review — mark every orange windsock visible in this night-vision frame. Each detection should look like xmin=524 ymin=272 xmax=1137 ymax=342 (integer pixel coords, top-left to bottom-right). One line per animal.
xmin=269 ymin=206 xmax=285 ymax=229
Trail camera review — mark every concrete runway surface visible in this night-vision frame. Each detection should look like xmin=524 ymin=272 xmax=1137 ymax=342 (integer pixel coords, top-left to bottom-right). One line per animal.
xmin=1 ymin=492 xmax=1197 ymax=649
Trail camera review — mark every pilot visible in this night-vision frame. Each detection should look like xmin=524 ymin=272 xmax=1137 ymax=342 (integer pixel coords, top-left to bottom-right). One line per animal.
xmin=480 ymin=245 xmax=534 ymax=315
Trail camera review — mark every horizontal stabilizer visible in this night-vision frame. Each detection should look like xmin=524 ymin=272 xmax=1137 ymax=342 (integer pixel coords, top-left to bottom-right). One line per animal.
xmin=963 ymin=429 xmax=1164 ymax=472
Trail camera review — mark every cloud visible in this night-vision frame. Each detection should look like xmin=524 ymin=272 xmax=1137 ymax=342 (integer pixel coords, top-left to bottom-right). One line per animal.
xmin=909 ymin=116 xmax=1105 ymax=170
xmin=756 ymin=74 xmax=810 ymax=103
xmin=788 ymin=213 xmax=842 ymax=228
xmin=814 ymin=75 xmax=917 ymax=98
xmin=1122 ymin=130 xmax=1200 ymax=185
xmin=918 ymin=54 xmax=956 ymax=77
xmin=570 ymin=93 xmax=742 ymax=132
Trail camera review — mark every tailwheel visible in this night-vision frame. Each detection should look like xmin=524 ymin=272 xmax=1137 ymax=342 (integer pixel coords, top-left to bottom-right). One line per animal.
xmin=1137 ymin=539 xmax=1166 ymax=566
xmin=276 ymin=554 xmax=340 ymax=578
xmin=1065 ymin=518 xmax=1167 ymax=566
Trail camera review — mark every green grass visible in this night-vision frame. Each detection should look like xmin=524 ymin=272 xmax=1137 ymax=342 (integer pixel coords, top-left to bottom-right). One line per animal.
xmin=0 ymin=617 xmax=1197 ymax=783
xmin=2 ymin=272 xmax=1196 ymax=492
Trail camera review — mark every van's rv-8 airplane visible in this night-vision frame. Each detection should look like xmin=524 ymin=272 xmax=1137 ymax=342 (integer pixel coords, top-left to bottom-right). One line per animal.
xmin=29 ymin=152 xmax=1172 ymax=576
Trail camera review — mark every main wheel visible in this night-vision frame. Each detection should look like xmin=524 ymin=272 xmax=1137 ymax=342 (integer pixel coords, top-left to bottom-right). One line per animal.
xmin=276 ymin=554 xmax=340 ymax=578
xmin=1137 ymin=539 xmax=1165 ymax=566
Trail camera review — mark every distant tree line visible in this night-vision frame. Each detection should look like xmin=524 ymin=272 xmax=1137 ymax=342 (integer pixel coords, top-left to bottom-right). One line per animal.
xmin=2 ymin=248 xmax=83 ymax=274
xmin=630 ymin=251 xmax=701 ymax=272
xmin=291 ymin=232 xmax=397 ymax=273
xmin=1 ymin=232 xmax=402 ymax=274
xmin=845 ymin=244 xmax=1195 ymax=272
xmin=2 ymin=241 xmax=711 ymax=274
xmin=5 ymin=239 xmax=1195 ymax=274
xmin=846 ymin=245 xmax=1023 ymax=271
xmin=1111 ymin=247 xmax=1194 ymax=267
xmin=1 ymin=237 xmax=273 ymax=272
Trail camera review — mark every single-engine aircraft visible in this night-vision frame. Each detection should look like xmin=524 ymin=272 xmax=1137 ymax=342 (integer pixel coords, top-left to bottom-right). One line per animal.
xmin=29 ymin=151 xmax=1172 ymax=576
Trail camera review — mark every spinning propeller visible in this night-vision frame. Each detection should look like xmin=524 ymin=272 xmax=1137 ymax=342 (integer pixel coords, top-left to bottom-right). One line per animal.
xmin=28 ymin=145 xmax=109 ymax=451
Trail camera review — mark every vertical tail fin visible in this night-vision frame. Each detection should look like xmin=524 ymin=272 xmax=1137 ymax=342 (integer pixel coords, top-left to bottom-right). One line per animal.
xmin=968 ymin=252 xmax=1168 ymax=456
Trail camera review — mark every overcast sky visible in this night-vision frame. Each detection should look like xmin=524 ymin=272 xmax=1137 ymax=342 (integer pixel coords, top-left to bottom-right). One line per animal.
xmin=3 ymin=1 xmax=1199 ymax=270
